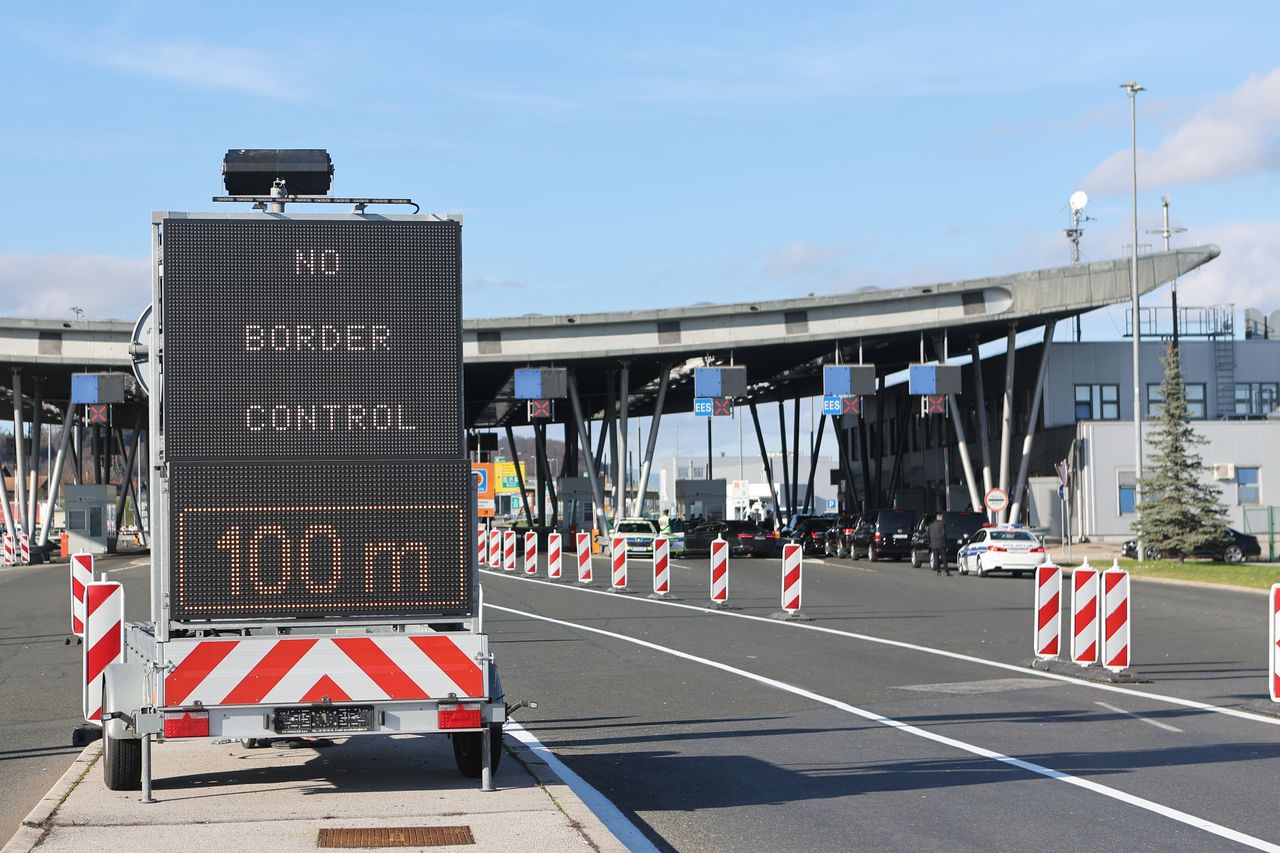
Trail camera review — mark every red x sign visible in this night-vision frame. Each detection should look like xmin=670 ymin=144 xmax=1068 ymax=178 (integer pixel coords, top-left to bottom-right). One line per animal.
xmin=528 ymin=399 xmax=554 ymax=420
xmin=842 ymin=395 xmax=861 ymax=416
xmin=925 ymin=395 xmax=946 ymax=415
xmin=712 ymin=396 xmax=733 ymax=416
xmin=86 ymin=404 xmax=110 ymax=425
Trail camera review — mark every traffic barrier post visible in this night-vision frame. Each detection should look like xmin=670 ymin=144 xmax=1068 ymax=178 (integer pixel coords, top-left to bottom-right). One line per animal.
xmin=82 ymin=581 xmax=124 ymax=724
xmin=476 ymin=524 xmax=486 ymax=567
xmin=524 ymin=531 xmax=538 ymax=575
xmin=781 ymin=543 xmax=802 ymax=614
xmin=709 ymin=537 xmax=729 ymax=606
xmin=2 ymin=533 xmax=14 ymax=566
xmin=1102 ymin=561 xmax=1131 ymax=671
xmin=651 ymin=536 xmax=671 ymax=598
xmin=1071 ymin=558 xmax=1099 ymax=666
xmin=488 ymin=529 xmax=501 ymax=569
xmin=503 ymin=530 xmax=517 ymax=572
xmin=611 ymin=536 xmax=628 ymax=591
xmin=1033 ymin=562 xmax=1062 ymax=659
xmin=576 ymin=532 xmax=592 ymax=583
xmin=547 ymin=532 xmax=563 ymax=580
xmin=70 ymin=553 xmax=94 ymax=638
xmin=1269 ymin=584 xmax=1280 ymax=702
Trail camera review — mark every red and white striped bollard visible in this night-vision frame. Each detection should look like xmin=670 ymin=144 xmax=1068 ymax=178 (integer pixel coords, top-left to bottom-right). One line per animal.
xmin=1033 ymin=562 xmax=1062 ymax=659
xmin=652 ymin=536 xmax=670 ymax=596
xmin=524 ymin=531 xmax=538 ymax=575
xmin=709 ymin=537 xmax=729 ymax=605
xmin=547 ymin=532 xmax=563 ymax=580
xmin=19 ymin=533 xmax=30 ymax=565
xmin=488 ymin=528 xmax=501 ymax=568
xmin=1269 ymin=583 xmax=1280 ymax=702
xmin=1 ymin=533 xmax=14 ymax=566
xmin=477 ymin=524 xmax=487 ymax=566
xmin=1102 ymin=563 xmax=1130 ymax=671
xmin=611 ymin=535 xmax=628 ymax=590
xmin=82 ymin=581 xmax=124 ymax=724
xmin=1071 ymin=559 xmax=1100 ymax=665
xmin=781 ymin=543 xmax=802 ymax=614
xmin=70 ymin=553 xmax=94 ymax=637
xmin=576 ymin=532 xmax=592 ymax=583
xmin=503 ymin=530 xmax=517 ymax=572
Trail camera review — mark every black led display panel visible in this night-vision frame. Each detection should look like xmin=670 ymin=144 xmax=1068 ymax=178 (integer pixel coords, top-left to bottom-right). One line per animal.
xmin=162 ymin=219 xmax=462 ymax=461
xmin=161 ymin=217 xmax=470 ymax=621
xmin=169 ymin=461 xmax=471 ymax=620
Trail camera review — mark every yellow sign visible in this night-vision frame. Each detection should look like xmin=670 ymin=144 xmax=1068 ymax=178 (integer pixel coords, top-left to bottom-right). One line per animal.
xmin=493 ymin=462 xmax=528 ymax=495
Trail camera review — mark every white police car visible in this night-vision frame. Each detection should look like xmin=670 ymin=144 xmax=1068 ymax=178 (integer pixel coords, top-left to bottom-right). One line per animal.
xmin=957 ymin=526 xmax=1047 ymax=577
xmin=613 ymin=518 xmax=660 ymax=555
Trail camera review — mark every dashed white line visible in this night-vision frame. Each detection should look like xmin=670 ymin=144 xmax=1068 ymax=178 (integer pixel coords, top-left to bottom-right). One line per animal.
xmin=488 ymin=601 xmax=1280 ymax=852
xmin=1095 ymin=701 xmax=1183 ymax=733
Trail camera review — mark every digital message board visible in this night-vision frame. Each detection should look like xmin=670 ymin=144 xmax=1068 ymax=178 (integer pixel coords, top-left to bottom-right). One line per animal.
xmin=161 ymin=216 xmax=470 ymax=621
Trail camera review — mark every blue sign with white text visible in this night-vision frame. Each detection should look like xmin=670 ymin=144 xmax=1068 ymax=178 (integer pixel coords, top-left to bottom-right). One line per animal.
xmin=694 ymin=397 xmax=714 ymax=417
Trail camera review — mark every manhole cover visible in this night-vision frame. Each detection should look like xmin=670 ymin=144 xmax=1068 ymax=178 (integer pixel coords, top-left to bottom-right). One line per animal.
xmin=317 ymin=826 xmax=475 ymax=848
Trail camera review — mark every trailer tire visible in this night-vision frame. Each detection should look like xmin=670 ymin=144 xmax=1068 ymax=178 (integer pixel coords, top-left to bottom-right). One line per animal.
xmin=103 ymin=731 xmax=142 ymax=791
xmin=452 ymin=723 xmax=503 ymax=779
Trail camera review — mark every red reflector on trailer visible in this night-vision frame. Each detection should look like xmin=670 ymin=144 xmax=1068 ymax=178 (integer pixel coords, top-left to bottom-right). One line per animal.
xmin=163 ymin=710 xmax=210 ymax=739
xmin=438 ymin=705 xmax=482 ymax=729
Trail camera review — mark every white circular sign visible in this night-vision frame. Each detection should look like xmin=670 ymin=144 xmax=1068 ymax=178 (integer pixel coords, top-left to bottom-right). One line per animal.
xmin=984 ymin=488 xmax=1009 ymax=513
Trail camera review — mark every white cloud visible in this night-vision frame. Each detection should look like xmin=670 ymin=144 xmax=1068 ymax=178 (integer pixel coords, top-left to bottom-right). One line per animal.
xmin=1085 ymin=69 xmax=1280 ymax=194
xmin=0 ymin=254 xmax=149 ymax=321
xmin=1174 ymin=220 xmax=1280 ymax=312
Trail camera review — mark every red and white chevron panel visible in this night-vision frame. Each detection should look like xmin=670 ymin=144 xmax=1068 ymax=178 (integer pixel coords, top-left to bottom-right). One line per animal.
xmin=18 ymin=533 xmax=30 ymax=565
xmin=1 ymin=533 xmax=14 ymax=566
xmin=1033 ymin=563 xmax=1062 ymax=659
xmin=1102 ymin=567 xmax=1131 ymax=671
xmin=781 ymin=544 xmax=802 ymax=613
xmin=576 ymin=532 xmax=592 ymax=583
xmin=524 ymin=531 xmax=538 ymax=575
xmin=162 ymin=634 xmax=488 ymax=708
xmin=503 ymin=530 xmax=517 ymax=572
xmin=710 ymin=537 xmax=729 ymax=603
xmin=1270 ymin=584 xmax=1280 ymax=702
xmin=476 ymin=524 xmax=486 ymax=566
xmin=70 ymin=553 xmax=94 ymax=637
xmin=611 ymin=536 xmax=628 ymax=589
xmin=652 ymin=536 xmax=670 ymax=595
xmin=82 ymin=581 xmax=124 ymax=724
xmin=547 ymin=532 xmax=563 ymax=579
xmin=1071 ymin=562 xmax=1100 ymax=666
xmin=488 ymin=528 xmax=501 ymax=568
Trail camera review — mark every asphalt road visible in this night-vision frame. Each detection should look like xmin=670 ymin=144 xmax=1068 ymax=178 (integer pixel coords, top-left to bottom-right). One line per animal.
xmin=0 ymin=553 xmax=150 ymax=841
xmin=482 ymin=550 xmax=1280 ymax=852
xmin=5 ymin=549 xmax=1278 ymax=851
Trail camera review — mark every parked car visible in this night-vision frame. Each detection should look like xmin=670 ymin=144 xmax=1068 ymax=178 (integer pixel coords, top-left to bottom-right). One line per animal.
xmin=611 ymin=518 xmax=659 ymax=556
xmin=909 ymin=511 xmax=987 ymax=568
xmin=666 ymin=517 xmax=687 ymax=556
xmin=683 ymin=519 xmax=769 ymax=557
xmin=1121 ymin=528 xmax=1261 ymax=563
xmin=822 ymin=513 xmax=861 ymax=558
xmin=957 ymin=525 xmax=1047 ymax=577
xmin=849 ymin=509 xmax=920 ymax=561
xmin=784 ymin=515 xmax=836 ymax=557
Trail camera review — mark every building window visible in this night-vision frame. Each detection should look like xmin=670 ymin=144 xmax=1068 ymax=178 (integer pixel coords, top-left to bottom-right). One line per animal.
xmin=1118 ymin=470 xmax=1136 ymax=516
xmin=1234 ymin=382 xmax=1279 ymax=417
xmin=1238 ymin=466 xmax=1260 ymax=505
xmin=1146 ymin=383 xmax=1206 ymax=419
xmin=1075 ymin=384 xmax=1119 ymax=420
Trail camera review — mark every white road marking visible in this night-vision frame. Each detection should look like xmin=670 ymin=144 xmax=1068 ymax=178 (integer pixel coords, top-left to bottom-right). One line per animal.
xmin=481 ymin=568 xmax=1280 ymax=729
xmin=898 ymin=678 xmax=1063 ymax=695
xmin=1095 ymin=701 xmax=1184 ymax=733
xmin=505 ymin=720 xmax=660 ymax=853
xmin=488 ymin=602 xmax=1280 ymax=852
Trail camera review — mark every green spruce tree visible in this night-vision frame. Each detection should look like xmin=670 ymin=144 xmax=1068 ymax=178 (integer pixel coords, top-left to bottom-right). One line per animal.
xmin=1131 ymin=343 xmax=1228 ymax=560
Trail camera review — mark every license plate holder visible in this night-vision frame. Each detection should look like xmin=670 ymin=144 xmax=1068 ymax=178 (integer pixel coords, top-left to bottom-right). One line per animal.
xmin=274 ymin=705 xmax=374 ymax=735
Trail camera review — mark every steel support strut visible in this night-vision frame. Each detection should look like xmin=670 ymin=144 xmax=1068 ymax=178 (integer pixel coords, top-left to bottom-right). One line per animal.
xmin=568 ymin=374 xmax=612 ymax=535
xmin=996 ymin=326 xmax=1017 ymax=523
xmin=1008 ymin=323 xmax=1056 ymax=523
xmin=504 ymin=425 xmax=534 ymax=527
xmin=617 ymin=364 xmax=629 ymax=517
xmin=634 ymin=366 xmax=671 ymax=518
xmin=38 ymin=405 xmax=76 ymax=548
xmin=749 ymin=402 xmax=781 ymax=527
xmin=947 ymin=396 xmax=984 ymax=512
xmin=12 ymin=370 xmax=28 ymax=537
xmin=972 ymin=337 xmax=994 ymax=501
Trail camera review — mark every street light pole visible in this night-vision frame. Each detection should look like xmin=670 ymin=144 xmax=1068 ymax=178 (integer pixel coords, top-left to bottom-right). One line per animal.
xmin=1122 ymin=80 xmax=1145 ymax=558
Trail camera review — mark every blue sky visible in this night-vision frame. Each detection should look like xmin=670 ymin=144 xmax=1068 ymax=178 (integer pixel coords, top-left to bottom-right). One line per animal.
xmin=3 ymin=2 xmax=1279 ymax=330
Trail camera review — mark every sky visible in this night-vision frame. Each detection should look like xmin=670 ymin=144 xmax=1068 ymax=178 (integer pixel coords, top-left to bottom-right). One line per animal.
xmin=3 ymin=3 xmax=1279 ymax=476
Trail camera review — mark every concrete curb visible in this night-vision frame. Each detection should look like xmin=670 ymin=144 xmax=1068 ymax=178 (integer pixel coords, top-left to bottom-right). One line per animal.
xmin=1057 ymin=564 xmax=1271 ymax=596
xmin=504 ymin=737 xmax=630 ymax=853
xmin=1 ymin=742 xmax=101 ymax=853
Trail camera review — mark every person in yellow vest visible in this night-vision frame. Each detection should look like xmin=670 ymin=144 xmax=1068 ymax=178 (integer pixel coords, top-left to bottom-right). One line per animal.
xmin=658 ymin=511 xmax=671 ymax=536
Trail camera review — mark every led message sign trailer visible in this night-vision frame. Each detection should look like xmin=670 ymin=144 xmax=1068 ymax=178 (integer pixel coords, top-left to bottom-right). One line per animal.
xmin=161 ymin=217 xmax=469 ymax=621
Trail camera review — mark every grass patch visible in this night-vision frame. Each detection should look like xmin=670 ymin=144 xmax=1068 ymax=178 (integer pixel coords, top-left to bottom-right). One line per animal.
xmin=1064 ymin=558 xmax=1280 ymax=590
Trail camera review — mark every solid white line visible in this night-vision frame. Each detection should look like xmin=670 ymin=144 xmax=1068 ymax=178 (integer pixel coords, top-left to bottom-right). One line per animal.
xmin=488 ymin=602 xmax=1280 ymax=852
xmin=1095 ymin=701 xmax=1183 ymax=733
xmin=505 ymin=720 xmax=660 ymax=853
xmin=480 ymin=568 xmax=1280 ymax=729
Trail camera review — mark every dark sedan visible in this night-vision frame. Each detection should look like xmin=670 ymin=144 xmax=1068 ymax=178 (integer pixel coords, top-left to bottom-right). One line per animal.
xmin=909 ymin=511 xmax=987 ymax=568
xmin=784 ymin=516 xmax=836 ymax=557
xmin=1121 ymin=528 xmax=1261 ymax=563
xmin=683 ymin=520 xmax=768 ymax=557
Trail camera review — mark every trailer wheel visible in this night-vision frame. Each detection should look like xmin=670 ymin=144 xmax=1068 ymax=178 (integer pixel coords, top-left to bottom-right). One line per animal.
xmin=103 ymin=731 xmax=142 ymax=791
xmin=452 ymin=723 xmax=503 ymax=779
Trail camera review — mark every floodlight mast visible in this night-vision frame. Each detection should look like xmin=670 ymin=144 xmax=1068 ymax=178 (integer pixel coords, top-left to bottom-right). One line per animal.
xmin=1122 ymin=80 xmax=1145 ymax=560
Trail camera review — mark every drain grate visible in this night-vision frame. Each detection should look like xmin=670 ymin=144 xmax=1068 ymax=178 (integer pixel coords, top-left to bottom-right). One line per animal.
xmin=317 ymin=826 xmax=475 ymax=848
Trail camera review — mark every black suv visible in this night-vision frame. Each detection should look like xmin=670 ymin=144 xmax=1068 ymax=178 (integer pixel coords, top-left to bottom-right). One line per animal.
xmin=822 ymin=513 xmax=860 ymax=558
xmin=850 ymin=509 xmax=920 ymax=561
xmin=909 ymin=511 xmax=987 ymax=568
xmin=784 ymin=515 xmax=837 ymax=557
